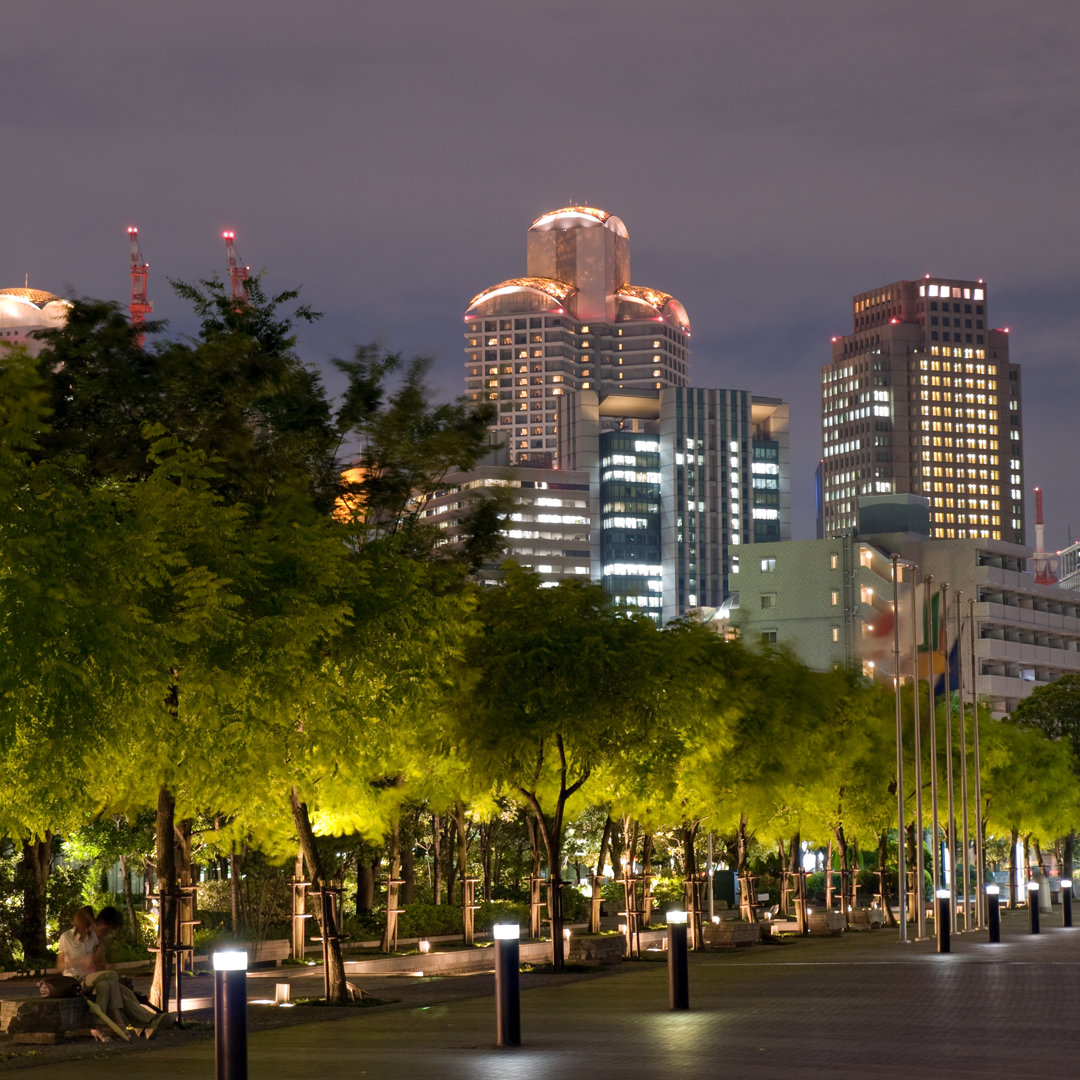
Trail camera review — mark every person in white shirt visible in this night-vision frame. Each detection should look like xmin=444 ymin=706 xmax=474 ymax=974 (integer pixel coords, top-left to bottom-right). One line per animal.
xmin=56 ymin=905 xmax=126 ymax=1040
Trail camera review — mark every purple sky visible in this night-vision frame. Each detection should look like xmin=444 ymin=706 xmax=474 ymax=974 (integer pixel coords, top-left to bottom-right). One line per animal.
xmin=6 ymin=2 xmax=1079 ymax=549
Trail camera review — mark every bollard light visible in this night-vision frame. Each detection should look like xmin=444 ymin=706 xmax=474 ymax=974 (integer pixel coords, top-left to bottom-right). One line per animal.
xmin=492 ymin=924 xmax=520 ymax=1047
xmin=1061 ymin=879 xmax=1073 ymax=928
xmin=563 ymin=927 xmax=572 ymax=941
xmin=986 ymin=885 xmax=1001 ymax=943
xmin=935 ymin=890 xmax=951 ymax=954
xmin=1027 ymin=880 xmax=1041 ymax=935
xmin=418 ymin=938 xmax=431 ymax=955
xmin=213 ymin=950 xmax=248 ymax=1080
xmin=274 ymin=982 xmax=291 ymax=1006
xmin=666 ymin=910 xmax=689 ymax=1011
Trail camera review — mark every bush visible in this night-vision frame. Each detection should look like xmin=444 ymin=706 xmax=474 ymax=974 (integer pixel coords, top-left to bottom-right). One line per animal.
xmin=397 ymin=902 xmax=463 ymax=939
xmin=476 ymin=900 xmax=529 ymax=934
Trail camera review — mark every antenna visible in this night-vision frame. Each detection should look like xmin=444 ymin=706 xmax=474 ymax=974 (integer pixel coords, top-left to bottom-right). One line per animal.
xmin=223 ymin=230 xmax=249 ymax=304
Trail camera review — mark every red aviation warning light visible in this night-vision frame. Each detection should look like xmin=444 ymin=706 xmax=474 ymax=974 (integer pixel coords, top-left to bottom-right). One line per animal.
xmin=223 ymin=230 xmax=250 ymax=304
xmin=127 ymin=226 xmax=152 ymax=348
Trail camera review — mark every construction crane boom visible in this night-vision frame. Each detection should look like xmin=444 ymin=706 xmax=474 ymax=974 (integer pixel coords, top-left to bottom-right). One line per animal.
xmin=127 ymin=226 xmax=152 ymax=347
xmin=222 ymin=230 xmax=250 ymax=304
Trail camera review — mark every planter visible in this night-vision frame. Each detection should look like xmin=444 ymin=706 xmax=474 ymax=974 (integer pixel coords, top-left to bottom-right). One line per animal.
xmin=703 ymin=920 xmax=761 ymax=948
xmin=807 ymin=911 xmax=845 ymax=936
xmin=566 ymin=935 xmax=625 ymax=964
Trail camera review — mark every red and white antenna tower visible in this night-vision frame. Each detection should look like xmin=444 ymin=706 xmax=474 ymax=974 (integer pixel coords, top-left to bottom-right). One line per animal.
xmin=222 ymin=230 xmax=249 ymax=304
xmin=127 ymin=226 xmax=152 ymax=347
xmin=1033 ymin=486 xmax=1059 ymax=585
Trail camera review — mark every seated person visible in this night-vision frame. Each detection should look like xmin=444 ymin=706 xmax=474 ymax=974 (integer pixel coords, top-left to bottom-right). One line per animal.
xmin=93 ymin=905 xmax=168 ymax=1032
xmin=57 ymin=905 xmax=126 ymax=1040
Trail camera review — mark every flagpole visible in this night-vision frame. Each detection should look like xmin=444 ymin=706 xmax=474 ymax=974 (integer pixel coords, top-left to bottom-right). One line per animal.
xmin=970 ymin=597 xmax=984 ymax=928
xmin=910 ymin=566 xmax=925 ymax=939
xmin=956 ymin=590 xmax=970 ymax=931
xmin=942 ymin=582 xmax=957 ymax=933
xmin=925 ymin=574 xmax=940 ymax=902
xmin=891 ymin=554 xmax=907 ymax=942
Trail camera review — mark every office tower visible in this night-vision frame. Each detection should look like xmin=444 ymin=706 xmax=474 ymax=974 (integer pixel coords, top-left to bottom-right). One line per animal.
xmin=821 ymin=277 xmax=1023 ymax=543
xmin=559 ymin=387 xmax=790 ymax=622
xmin=464 ymin=206 xmax=690 ymax=466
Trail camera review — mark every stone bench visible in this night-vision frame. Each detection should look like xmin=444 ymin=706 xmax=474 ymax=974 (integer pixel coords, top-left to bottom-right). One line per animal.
xmin=566 ymin=934 xmax=625 ymax=964
xmin=1 ymin=996 xmax=92 ymax=1037
xmin=703 ymin=920 xmax=761 ymax=948
xmin=249 ymin=939 xmax=291 ymax=967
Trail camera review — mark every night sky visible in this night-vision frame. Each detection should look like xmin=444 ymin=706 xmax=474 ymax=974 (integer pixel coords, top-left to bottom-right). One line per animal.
xmin=6 ymin=2 xmax=1078 ymax=548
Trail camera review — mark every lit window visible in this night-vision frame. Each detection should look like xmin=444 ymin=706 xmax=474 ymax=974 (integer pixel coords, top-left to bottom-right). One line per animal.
xmin=761 ymin=557 xmax=776 ymax=572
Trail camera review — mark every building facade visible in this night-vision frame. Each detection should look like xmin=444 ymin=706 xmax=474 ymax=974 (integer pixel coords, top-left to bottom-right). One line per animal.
xmin=559 ymin=387 xmax=790 ymax=622
xmin=735 ymin=498 xmax=1080 ymax=716
xmin=464 ymin=207 xmax=690 ymax=466
xmin=822 ymin=277 xmax=1023 ymax=544
xmin=0 ymin=287 xmax=69 ymax=354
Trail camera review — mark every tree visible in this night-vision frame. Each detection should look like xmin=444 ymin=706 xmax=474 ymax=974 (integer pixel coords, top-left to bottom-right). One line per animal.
xmin=452 ymin=567 xmax=669 ymax=969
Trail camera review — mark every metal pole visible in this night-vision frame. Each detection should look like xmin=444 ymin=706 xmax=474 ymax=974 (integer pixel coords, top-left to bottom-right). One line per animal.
xmin=891 ymin=555 xmax=907 ymax=941
xmin=910 ymin=567 xmax=925 ymax=939
xmin=493 ymin=925 xmax=521 ymax=1046
xmin=667 ymin=913 xmax=690 ymax=1010
xmin=1062 ymin=880 xmax=1073 ymax=928
xmin=969 ymin=598 xmax=984 ymax=929
xmin=942 ymin=583 xmax=957 ymax=934
xmin=1028 ymin=880 xmax=1041 ymax=935
xmin=213 ymin=951 xmax=248 ymax=1080
xmin=925 ymin=576 xmax=940 ymax=901
xmin=707 ymin=833 xmax=715 ymax=921
xmin=956 ymin=591 xmax=970 ymax=931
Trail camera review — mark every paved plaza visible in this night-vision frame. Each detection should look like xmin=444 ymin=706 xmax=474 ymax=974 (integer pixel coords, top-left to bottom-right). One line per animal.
xmin=4 ymin=909 xmax=1077 ymax=1078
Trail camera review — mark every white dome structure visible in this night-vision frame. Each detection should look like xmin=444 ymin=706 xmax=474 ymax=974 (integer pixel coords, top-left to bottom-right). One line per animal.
xmin=0 ymin=287 xmax=70 ymax=355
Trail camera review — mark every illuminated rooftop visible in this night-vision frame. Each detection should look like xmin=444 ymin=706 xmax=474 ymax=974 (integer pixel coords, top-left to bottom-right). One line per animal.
xmin=0 ymin=287 xmax=63 ymax=308
xmin=617 ymin=285 xmax=691 ymax=333
xmin=467 ymin=277 xmax=576 ymax=311
xmin=529 ymin=206 xmax=629 ymax=238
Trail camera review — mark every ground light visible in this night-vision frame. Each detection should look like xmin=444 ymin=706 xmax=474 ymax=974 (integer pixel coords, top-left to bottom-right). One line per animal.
xmin=935 ymin=890 xmax=951 ymax=954
xmin=666 ymin=910 xmax=689 ymax=1011
xmin=1028 ymin=881 xmax=1041 ymax=935
xmin=493 ymin=924 xmax=521 ymax=1047
xmin=986 ymin=885 xmax=1001 ymax=943
xmin=213 ymin=950 xmax=248 ymax=1080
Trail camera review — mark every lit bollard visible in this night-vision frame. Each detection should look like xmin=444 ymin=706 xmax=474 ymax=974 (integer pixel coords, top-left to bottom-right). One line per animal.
xmin=493 ymin=924 xmax=521 ymax=1047
xmin=986 ymin=885 xmax=1001 ymax=943
xmin=1061 ymin=879 xmax=1073 ymax=928
xmin=935 ymin=890 xmax=951 ymax=954
xmin=1027 ymin=880 xmax=1041 ymax=935
xmin=213 ymin=950 xmax=248 ymax=1080
xmin=666 ymin=910 xmax=689 ymax=1011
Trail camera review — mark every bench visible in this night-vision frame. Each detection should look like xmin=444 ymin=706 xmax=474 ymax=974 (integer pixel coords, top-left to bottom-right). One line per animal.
xmin=703 ymin=920 xmax=761 ymax=948
xmin=249 ymin=939 xmax=291 ymax=967
xmin=1 ymin=996 xmax=92 ymax=1037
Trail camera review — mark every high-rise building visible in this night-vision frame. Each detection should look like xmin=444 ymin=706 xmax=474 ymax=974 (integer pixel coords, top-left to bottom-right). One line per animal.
xmin=821 ymin=277 xmax=1023 ymax=543
xmin=464 ymin=207 xmax=690 ymax=466
xmin=559 ymin=387 xmax=790 ymax=622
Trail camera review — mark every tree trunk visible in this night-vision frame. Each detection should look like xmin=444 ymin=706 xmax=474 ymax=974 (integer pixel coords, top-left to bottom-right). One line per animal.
xmin=824 ymin=836 xmax=835 ymax=911
xmin=356 ymin=859 xmax=376 ymax=914
xmin=151 ymin=786 xmax=176 ymax=1010
xmin=642 ymin=833 xmax=655 ymax=925
xmin=400 ymin=826 xmax=416 ymax=908
xmin=119 ymin=854 xmax=139 ymax=936
xmin=229 ymin=842 xmax=244 ymax=932
xmin=526 ymin=812 xmax=543 ymax=940
xmin=878 ymin=828 xmax=897 ymax=927
xmin=432 ymin=812 xmax=442 ymax=905
xmin=289 ymin=787 xmax=348 ymax=1003
xmin=16 ymin=834 xmax=52 ymax=964
xmin=590 ymin=816 xmax=613 ymax=933
xmin=382 ymin=820 xmax=402 ymax=953
xmin=1066 ymin=832 xmax=1075 ymax=882
xmin=478 ymin=818 xmax=498 ymax=903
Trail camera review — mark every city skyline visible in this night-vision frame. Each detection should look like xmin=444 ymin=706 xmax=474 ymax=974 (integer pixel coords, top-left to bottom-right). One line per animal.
xmin=5 ymin=2 xmax=1079 ymax=548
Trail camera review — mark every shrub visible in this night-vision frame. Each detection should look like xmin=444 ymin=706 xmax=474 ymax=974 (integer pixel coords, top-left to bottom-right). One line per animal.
xmin=397 ymin=902 xmax=463 ymax=939
xmin=476 ymin=900 xmax=529 ymax=934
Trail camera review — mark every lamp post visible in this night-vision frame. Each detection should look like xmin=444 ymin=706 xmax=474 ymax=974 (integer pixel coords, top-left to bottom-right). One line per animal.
xmin=986 ymin=884 xmax=1001 ymax=943
xmin=666 ymin=910 xmax=689 ymax=1011
xmin=891 ymin=555 xmax=907 ymax=942
xmin=1062 ymin=879 xmax=1073 ymax=928
xmin=213 ymin=950 xmax=248 ymax=1080
xmin=493 ymin=924 xmax=521 ymax=1046
xmin=1028 ymin=880 xmax=1041 ymax=935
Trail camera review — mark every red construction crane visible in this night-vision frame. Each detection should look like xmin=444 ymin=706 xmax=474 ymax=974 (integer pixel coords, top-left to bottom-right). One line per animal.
xmin=222 ymin=230 xmax=249 ymax=304
xmin=127 ymin=226 xmax=152 ymax=347
xmin=1033 ymin=486 xmax=1058 ymax=585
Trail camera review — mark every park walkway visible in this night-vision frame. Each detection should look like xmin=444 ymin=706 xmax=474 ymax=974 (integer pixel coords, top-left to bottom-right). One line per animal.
xmin=5 ymin=908 xmax=1076 ymax=1078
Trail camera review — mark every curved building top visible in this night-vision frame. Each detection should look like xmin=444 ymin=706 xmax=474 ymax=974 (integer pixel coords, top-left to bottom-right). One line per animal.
xmin=529 ymin=206 xmax=629 ymax=239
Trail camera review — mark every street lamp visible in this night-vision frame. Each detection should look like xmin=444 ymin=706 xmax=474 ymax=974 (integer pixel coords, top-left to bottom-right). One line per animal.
xmin=666 ymin=910 xmax=689 ymax=1010
xmin=493 ymin=924 xmax=521 ymax=1047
